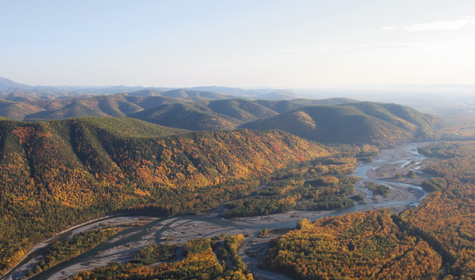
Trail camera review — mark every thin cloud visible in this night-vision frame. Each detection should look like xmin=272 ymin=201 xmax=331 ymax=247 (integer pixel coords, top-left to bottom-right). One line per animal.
xmin=406 ymin=16 xmax=475 ymax=31
xmin=351 ymin=43 xmax=413 ymax=49
xmin=279 ymin=48 xmax=314 ymax=53
xmin=319 ymin=43 xmax=414 ymax=51
xmin=381 ymin=26 xmax=396 ymax=30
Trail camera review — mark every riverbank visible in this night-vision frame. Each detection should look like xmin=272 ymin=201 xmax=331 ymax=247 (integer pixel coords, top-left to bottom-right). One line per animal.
xmin=3 ymin=216 xmax=156 ymax=280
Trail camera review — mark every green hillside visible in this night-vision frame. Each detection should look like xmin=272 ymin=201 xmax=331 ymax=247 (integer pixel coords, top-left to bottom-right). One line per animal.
xmin=60 ymin=117 xmax=190 ymax=138
xmin=242 ymin=102 xmax=441 ymax=146
xmin=161 ymin=89 xmax=230 ymax=99
xmin=130 ymin=103 xmax=237 ymax=130
xmin=198 ymin=99 xmax=277 ymax=122
xmin=0 ymin=117 xmax=328 ymax=275
xmin=26 ymin=96 xmax=148 ymax=120
xmin=123 ymin=95 xmax=184 ymax=110
xmin=94 ymin=95 xmax=144 ymax=116
xmin=130 ymin=98 xmax=356 ymax=131
xmin=130 ymin=99 xmax=280 ymax=131
xmin=27 ymin=100 xmax=111 ymax=119
xmin=255 ymin=98 xmax=355 ymax=113
xmin=342 ymin=102 xmax=440 ymax=138
xmin=0 ymin=102 xmax=45 ymax=120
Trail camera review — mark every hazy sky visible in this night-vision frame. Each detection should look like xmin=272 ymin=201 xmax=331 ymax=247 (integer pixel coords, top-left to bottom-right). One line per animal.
xmin=1 ymin=0 xmax=475 ymax=88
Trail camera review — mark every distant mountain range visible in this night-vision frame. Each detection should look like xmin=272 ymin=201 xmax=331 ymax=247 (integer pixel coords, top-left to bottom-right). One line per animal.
xmin=0 ymin=77 xmax=299 ymax=99
xmin=0 ymin=77 xmax=147 ymax=96
xmin=0 ymin=81 xmax=356 ymax=127
xmin=0 ymin=76 xmax=441 ymax=146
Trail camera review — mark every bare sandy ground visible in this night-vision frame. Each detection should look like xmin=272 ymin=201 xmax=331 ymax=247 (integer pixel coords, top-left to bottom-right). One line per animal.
xmin=19 ymin=210 xmax=339 ymax=280
xmin=37 ymin=218 xmax=249 ymax=279
xmin=3 ymin=216 xmax=156 ymax=280
xmin=357 ymin=143 xmax=432 ymax=208
xmin=364 ymin=183 xmax=423 ymax=205
xmin=231 ymin=210 xmax=332 ymax=227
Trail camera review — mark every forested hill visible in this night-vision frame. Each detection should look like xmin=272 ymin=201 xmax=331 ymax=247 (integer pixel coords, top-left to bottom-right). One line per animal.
xmin=0 ymin=94 xmax=188 ymax=121
xmin=242 ymin=102 xmax=441 ymax=146
xmin=0 ymin=91 xmax=354 ymax=122
xmin=0 ymin=117 xmax=329 ymax=275
xmin=129 ymin=98 xmax=356 ymax=131
xmin=129 ymin=99 xmax=277 ymax=131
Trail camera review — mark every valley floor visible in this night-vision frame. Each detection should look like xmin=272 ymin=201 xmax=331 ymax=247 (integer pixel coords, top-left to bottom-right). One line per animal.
xmin=4 ymin=143 xmax=431 ymax=280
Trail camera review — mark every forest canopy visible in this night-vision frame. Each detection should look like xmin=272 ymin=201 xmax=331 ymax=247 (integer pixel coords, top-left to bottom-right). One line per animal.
xmin=0 ymin=117 xmax=329 ymax=275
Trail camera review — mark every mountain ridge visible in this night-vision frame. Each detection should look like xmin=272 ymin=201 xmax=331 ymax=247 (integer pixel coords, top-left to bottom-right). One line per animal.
xmin=130 ymin=98 xmax=357 ymax=131
xmin=241 ymin=102 xmax=441 ymax=146
xmin=0 ymin=76 xmax=297 ymax=99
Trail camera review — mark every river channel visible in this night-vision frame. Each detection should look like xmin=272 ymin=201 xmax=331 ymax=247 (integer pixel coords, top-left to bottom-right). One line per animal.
xmin=4 ymin=142 xmax=432 ymax=280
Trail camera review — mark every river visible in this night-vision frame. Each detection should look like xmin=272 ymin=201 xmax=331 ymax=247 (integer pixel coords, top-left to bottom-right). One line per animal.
xmin=3 ymin=142 xmax=431 ymax=280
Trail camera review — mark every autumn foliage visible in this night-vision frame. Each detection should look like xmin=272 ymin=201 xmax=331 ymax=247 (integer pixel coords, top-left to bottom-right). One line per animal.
xmin=265 ymin=141 xmax=475 ymax=279
xmin=400 ymin=141 xmax=475 ymax=278
xmin=265 ymin=211 xmax=442 ymax=279
xmin=0 ymin=117 xmax=328 ymax=276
